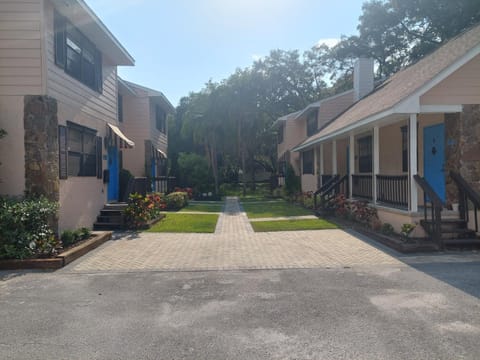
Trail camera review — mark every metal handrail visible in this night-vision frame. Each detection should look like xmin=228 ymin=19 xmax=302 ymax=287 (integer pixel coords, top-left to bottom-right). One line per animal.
xmin=414 ymin=175 xmax=444 ymax=247
xmin=318 ymin=175 xmax=348 ymax=209
xmin=450 ymin=171 xmax=480 ymax=233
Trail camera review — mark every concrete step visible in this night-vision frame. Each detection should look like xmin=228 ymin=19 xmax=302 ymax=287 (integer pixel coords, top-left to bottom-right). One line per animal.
xmin=96 ymin=215 xmax=123 ymax=223
xmin=93 ymin=222 xmax=125 ymax=231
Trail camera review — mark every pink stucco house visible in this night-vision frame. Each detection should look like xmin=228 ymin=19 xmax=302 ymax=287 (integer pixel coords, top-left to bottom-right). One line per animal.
xmin=0 ymin=0 xmax=136 ymax=231
xmin=117 ymin=79 xmax=174 ymax=185
xmin=288 ymin=24 xmax=480 ymax=246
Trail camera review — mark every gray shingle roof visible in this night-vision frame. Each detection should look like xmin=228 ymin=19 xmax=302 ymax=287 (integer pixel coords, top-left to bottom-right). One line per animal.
xmin=295 ymin=23 xmax=480 ymax=150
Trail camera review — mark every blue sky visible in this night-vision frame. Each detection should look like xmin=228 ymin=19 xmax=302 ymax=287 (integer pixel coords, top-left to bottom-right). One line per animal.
xmin=88 ymin=0 xmax=365 ymax=106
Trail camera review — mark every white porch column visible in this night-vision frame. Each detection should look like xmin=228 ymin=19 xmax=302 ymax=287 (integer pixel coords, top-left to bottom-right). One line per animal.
xmin=409 ymin=114 xmax=418 ymax=212
xmin=373 ymin=126 xmax=379 ymax=204
xmin=349 ymin=134 xmax=355 ymax=198
xmin=319 ymin=143 xmax=324 ymax=185
xmin=332 ymin=140 xmax=337 ymax=175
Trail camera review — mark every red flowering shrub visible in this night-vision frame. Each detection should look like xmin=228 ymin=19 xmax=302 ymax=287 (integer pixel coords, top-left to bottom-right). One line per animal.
xmin=124 ymin=192 xmax=166 ymax=229
xmin=328 ymin=194 xmax=379 ymax=229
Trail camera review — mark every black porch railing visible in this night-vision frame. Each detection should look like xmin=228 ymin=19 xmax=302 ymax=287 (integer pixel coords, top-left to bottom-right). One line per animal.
xmin=153 ymin=176 xmax=177 ymax=194
xmin=450 ymin=171 xmax=480 ymax=234
xmin=321 ymin=174 xmax=334 ymax=186
xmin=314 ymin=175 xmax=349 ymax=209
xmin=376 ymin=174 xmax=409 ymax=208
xmin=352 ymin=174 xmax=373 ymax=200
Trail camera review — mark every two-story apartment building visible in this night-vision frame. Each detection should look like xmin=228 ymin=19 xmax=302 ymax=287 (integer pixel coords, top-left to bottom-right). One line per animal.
xmin=275 ymin=58 xmax=374 ymax=192
xmin=0 ymin=0 xmax=136 ymax=231
xmin=117 ymin=79 xmax=174 ymax=183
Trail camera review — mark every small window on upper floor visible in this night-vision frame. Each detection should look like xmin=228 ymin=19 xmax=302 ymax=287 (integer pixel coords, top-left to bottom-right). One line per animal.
xmin=155 ymin=105 xmax=166 ymax=134
xmin=277 ymin=124 xmax=284 ymax=144
xmin=306 ymin=110 xmax=318 ymax=137
xmin=54 ymin=11 xmax=103 ymax=93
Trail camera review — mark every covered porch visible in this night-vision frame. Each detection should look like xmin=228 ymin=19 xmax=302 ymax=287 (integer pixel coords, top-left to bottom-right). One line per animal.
xmin=302 ymin=107 xmax=480 ymax=244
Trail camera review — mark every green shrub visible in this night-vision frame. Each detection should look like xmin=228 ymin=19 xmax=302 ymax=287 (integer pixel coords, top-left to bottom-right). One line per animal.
xmin=284 ymin=164 xmax=300 ymax=196
xmin=166 ymin=191 xmax=188 ymax=210
xmin=61 ymin=227 xmax=92 ymax=247
xmin=0 ymin=196 xmax=59 ymax=259
xmin=381 ymin=223 xmax=395 ymax=236
xmin=80 ymin=227 xmax=91 ymax=240
xmin=61 ymin=230 xmax=76 ymax=247
xmin=177 ymin=153 xmax=213 ymax=193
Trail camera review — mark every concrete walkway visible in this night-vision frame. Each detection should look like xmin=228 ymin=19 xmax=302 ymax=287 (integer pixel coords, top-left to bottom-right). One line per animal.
xmin=64 ymin=197 xmax=406 ymax=273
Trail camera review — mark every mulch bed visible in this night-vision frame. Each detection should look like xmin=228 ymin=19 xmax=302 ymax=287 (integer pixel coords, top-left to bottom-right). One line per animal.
xmin=0 ymin=231 xmax=112 ymax=270
xmin=326 ymin=216 xmax=439 ymax=253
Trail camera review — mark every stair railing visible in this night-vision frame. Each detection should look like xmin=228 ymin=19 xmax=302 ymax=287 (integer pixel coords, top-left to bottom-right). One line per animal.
xmin=414 ymin=175 xmax=445 ymax=248
xmin=450 ymin=171 xmax=480 ymax=234
xmin=314 ymin=175 xmax=339 ymax=209
xmin=315 ymin=175 xmax=349 ymax=210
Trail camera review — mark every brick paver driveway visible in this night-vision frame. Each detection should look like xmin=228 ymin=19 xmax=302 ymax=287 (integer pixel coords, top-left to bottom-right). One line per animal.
xmin=67 ymin=197 xmax=402 ymax=273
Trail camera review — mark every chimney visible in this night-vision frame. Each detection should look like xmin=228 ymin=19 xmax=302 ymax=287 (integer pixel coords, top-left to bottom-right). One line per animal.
xmin=353 ymin=58 xmax=374 ymax=101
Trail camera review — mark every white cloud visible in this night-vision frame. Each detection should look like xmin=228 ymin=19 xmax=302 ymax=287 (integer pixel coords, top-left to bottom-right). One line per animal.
xmin=251 ymin=54 xmax=263 ymax=61
xmin=315 ymin=38 xmax=341 ymax=48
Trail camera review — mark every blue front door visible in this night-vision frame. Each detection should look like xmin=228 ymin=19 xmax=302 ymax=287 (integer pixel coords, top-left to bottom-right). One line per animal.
xmin=423 ymin=124 xmax=445 ymax=202
xmin=108 ymin=147 xmax=119 ymax=201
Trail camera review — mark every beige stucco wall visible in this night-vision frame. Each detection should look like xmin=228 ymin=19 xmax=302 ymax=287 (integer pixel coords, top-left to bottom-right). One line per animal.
xmin=59 ymin=177 xmax=106 ymax=231
xmin=379 ymin=120 xmax=408 ymax=175
xmin=277 ymin=118 xmax=306 ymax=175
xmin=323 ymin=141 xmax=333 ymax=175
xmin=420 ymin=54 xmax=480 ymax=105
xmin=301 ymin=174 xmax=316 ymax=192
xmin=377 ymin=207 xmax=427 ymax=237
xmin=0 ymin=96 xmax=26 ymax=196
xmin=336 ymin=138 xmax=348 ymax=176
xmin=120 ymin=90 xmax=150 ymax=177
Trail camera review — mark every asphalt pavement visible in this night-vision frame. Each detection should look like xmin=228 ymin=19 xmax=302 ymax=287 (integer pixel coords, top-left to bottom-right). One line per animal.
xmin=1 ymin=258 xmax=480 ymax=359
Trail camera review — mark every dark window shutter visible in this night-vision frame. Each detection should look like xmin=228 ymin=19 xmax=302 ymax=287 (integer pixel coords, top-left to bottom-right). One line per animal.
xmin=54 ymin=11 xmax=66 ymax=68
xmin=59 ymin=125 xmax=68 ymax=179
xmin=96 ymin=136 xmax=103 ymax=179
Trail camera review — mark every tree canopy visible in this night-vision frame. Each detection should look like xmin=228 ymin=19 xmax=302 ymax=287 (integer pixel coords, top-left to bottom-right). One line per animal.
xmin=168 ymin=0 xmax=480 ymax=194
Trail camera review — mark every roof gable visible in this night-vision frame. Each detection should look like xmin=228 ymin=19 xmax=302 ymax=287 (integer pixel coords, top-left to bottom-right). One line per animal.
xmin=294 ymin=23 xmax=480 ymax=151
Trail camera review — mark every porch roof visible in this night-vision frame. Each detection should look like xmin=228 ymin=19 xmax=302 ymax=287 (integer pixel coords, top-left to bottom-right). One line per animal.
xmin=293 ymin=23 xmax=480 ymax=152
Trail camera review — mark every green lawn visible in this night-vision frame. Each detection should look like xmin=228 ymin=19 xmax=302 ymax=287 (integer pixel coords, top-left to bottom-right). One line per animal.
xmin=251 ymin=219 xmax=338 ymax=232
xmin=242 ymin=200 xmax=312 ymax=218
xmin=146 ymin=213 xmax=219 ymax=233
xmin=179 ymin=202 xmax=223 ymax=213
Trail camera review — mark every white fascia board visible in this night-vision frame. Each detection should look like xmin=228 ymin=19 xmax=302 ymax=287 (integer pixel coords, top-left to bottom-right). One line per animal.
xmin=420 ymin=105 xmax=463 ymax=113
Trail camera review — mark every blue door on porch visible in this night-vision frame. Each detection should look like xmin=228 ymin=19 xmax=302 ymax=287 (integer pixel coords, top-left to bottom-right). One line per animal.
xmin=108 ymin=146 xmax=119 ymax=201
xmin=423 ymin=124 xmax=445 ymax=202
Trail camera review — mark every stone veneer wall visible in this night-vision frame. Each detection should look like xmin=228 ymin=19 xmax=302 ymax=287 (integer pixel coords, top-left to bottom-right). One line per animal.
xmin=445 ymin=104 xmax=480 ymax=204
xmin=24 ymin=95 xmax=59 ymax=202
